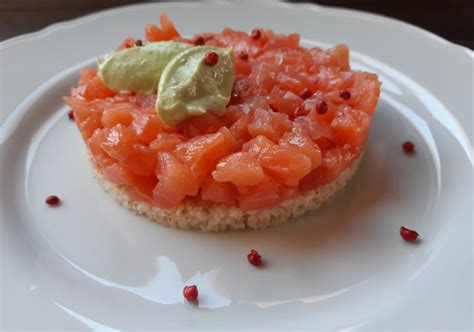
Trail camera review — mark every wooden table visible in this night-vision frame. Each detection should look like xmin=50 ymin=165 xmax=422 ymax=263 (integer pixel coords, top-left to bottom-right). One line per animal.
xmin=1 ymin=0 xmax=472 ymax=49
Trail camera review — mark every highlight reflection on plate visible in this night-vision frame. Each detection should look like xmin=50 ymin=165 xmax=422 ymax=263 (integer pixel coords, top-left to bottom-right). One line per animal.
xmin=59 ymin=254 xmax=231 ymax=309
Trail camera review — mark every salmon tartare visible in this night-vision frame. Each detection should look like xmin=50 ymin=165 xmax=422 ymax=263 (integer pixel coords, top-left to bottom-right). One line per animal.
xmin=64 ymin=14 xmax=381 ymax=231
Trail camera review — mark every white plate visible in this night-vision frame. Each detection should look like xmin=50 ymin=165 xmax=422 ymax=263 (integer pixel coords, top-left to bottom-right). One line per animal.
xmin=1 ymin=2 xmax=472 ymax=330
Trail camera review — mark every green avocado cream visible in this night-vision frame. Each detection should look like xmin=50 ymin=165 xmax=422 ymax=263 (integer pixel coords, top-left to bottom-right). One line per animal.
xmin=97 ymin=42 xmax=235 ymax=126
xmin=97 ymin=41 xmax=191 ymax=94
xmin=156 ymin=46 xmax=235 ymax=126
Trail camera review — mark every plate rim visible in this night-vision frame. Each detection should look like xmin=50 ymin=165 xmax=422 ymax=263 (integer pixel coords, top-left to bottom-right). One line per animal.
xmin=1 ymin=1 xmax=473 ymax=53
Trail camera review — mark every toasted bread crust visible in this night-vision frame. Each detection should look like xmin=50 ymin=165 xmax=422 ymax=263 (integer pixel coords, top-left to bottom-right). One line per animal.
xmin=92 ymin=155 xmax=361 ymax=231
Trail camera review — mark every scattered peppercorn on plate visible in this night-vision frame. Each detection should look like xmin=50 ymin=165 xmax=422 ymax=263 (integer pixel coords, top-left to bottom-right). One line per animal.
xmin=1 ymin=2 xmax=472 ymax=330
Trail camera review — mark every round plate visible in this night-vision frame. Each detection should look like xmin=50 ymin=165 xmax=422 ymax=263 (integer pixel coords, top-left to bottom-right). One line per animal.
xmin=1 ymin=2 xmax=472 ymax=330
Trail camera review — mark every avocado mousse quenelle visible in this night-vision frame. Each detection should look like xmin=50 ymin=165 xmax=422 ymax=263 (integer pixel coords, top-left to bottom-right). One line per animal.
xmin=97 ymin=41 xmax=191 ymax=95
xmin=97 ymin=41 xmax=235 ymax=126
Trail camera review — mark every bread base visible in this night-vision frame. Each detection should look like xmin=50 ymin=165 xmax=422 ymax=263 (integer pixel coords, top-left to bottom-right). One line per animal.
xmin=93 ymin=155 xmax=361 ymax=232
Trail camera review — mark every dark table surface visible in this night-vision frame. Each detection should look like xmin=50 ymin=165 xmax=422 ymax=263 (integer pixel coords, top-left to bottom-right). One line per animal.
xmin=1 ymin=0 xmax=473 ymax=49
